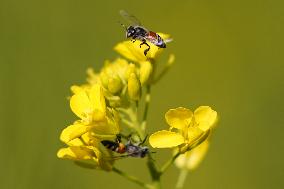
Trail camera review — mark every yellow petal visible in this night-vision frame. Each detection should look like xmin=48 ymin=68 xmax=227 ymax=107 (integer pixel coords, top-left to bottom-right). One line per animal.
xmin=70 ymin=89 xmax=91 ymax=119
xmin=175 ymin=140 xmax=209 ymax=170
xmin=114 ymin=41 xmax=147 ymax=62
xmin=92 ymin=117 xmax=120 ymax=136
xmin=70 ymin=85 xmax=84 ymax=94
xmin=67 ymin=138 xmax=84 ymax=146
xmin=60 ymin=123 xmax=93 ymax=143
xmin=139 ymin=61 xmax=153 ymax=85
xmin=127 ymin=73 xmax=141 ymax=101
xmin=194 ymin=106 xmax=217 ymax=131
xmin=187 ymin=127 xmax=203 ymax=143
xmin=165 ymin=107 xmax=193 ymax=129
xmin=114 ymin=41 xmax=163 ymax=63
xmin=57 ymin=146 xmax=94 ymax=160
xmin=80 ymin=132 xmax=96 ymax=146
xmin=149 ymin=130 xmax=184 ymax=148
xmin=89 ymin=84 xmax=106 ymax=116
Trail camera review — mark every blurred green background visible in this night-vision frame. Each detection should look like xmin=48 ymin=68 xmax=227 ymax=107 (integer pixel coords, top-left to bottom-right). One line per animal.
xmin=1 ymin=0 xmax=283 ymax=188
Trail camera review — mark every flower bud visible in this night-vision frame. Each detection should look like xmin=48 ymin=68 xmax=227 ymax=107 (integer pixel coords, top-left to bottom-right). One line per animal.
xmin=124 ymin=63 xmax=136 ymax=80
xmin=139 ymin=61 xmax=153 ymax=85
xmin=99 ymin=70 xmax=109 ymax=88
xmin=108 ymin=76 xmax=122 ymax=94
xmin=127 ymin=73 xmax=141 ymax=101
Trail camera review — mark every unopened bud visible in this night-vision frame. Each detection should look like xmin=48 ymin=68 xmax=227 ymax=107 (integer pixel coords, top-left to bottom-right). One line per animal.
xmin=139 ymin=61 xmax=153 ymax=85
xmin=125 ymin=63 xmax=136 ymax=80
xmin=127 ymin=73 xmax=141 ymax=101
xmin=108 ymin=76 xmax=122 ymax=94
xmin=99 ymin=70 xmax=109 ymax=88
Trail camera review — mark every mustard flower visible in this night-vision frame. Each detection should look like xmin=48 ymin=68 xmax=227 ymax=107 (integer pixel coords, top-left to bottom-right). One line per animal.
xmin=57 ymin=131 xmax=113 ymax=171
xmin=149 ymin=106 xmax=217 ymax=153
xmin=57 ymin=84 xmax=120 ymax=170
xmin=69 ymin=84 xmax=120 ymax=138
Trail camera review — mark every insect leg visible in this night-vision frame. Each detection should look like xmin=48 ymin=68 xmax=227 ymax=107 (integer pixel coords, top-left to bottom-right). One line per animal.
xmin=116 ymin=134 xmax=122 ymax=143
xmin=144 ymin=43 xmax=150 ymax=56
xmin=131 ymin=35 xmax=138 ymax=43
xmin=138 ymin=134 xmax=148 ymax=146
xmin=139 ymin=39 xmax=151 ymax=55
xmin=139 ymin=39 xmax=147 ymax=48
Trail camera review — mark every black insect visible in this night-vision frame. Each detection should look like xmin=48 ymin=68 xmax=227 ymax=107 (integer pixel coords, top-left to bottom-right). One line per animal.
xmin=101 ymin=134 xmax=150 ymax=158
xmin=119 ymin=10 xmax=171 ymax=56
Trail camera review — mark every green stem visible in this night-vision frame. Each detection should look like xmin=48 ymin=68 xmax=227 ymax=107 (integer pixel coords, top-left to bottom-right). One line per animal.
xmin=113 ymin=167 xmax=150 ymax=189
xmin=160 ymin=152 xmax=181 ymax=174
xmin=147 ymin=155 xmax=161 ymax=189
xmin=119 ymin=107 xmax=144 ymax=139
xmin=121 ymin=119 xmax=135 ymax=128
xmin=141 ymin=85 xmax=151 ymax=131
xmin=140 ymin=84 xmax=162 ymax=189
xmin=175 ymin=169 xmax=188 ymax=189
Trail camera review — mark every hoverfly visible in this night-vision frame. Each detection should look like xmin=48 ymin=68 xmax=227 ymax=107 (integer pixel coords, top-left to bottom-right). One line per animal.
xmin=101 ymin=134 xmax=150 ymax=158
xmin=119 ymin=10 xmax=171 ymax=56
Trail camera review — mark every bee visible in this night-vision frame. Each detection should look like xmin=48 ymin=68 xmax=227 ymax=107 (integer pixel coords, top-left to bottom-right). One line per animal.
xmin=101 ymin=134 xmax=150 ymax=158
xmin=119 ymin=10 xmax=171 ymax=56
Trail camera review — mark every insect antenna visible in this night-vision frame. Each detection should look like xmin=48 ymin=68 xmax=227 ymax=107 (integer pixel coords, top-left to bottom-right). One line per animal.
xmin=148 ymin=153 xmax=157 ymax=162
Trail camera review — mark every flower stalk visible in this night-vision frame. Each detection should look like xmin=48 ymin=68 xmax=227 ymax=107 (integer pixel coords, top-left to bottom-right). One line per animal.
xmin=175 ymin=169 xmax=188 ymax=189
xmin=113 ymin=167 xmax=150 ymax=189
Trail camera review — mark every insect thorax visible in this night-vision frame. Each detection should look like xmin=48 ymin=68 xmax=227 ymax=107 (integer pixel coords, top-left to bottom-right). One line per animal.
xmin=126 ymin=26 xmax=148 ymax=39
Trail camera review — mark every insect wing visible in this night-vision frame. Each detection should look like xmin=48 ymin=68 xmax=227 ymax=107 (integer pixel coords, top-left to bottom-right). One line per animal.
xmin=119 ymin=10 xmax=142 ymax=26
xmin=164 ymin=38 xmax=173 ymax=44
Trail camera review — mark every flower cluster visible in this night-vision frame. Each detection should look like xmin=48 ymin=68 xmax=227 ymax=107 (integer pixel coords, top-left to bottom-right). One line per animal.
xmin=57 ymin=84 xmax=118 ymax=170
xmin=57 ymin=33 xmax=174 ymax=171
xmin=57 ymin=30 xmax=219 ymax=188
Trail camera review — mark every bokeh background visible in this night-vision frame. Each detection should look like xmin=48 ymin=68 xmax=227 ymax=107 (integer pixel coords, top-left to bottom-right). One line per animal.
xmin=1 ymin=0 xmax=283 ymax=188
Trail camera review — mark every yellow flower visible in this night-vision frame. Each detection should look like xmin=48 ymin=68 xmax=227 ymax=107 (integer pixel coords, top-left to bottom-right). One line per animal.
xmin=174 ymin=139 xmax=210 ymax=170
xmin=59 ymin=116 xmax=119 ymax=145
xmin=127 ymin=73 xmax=141 ymax=100
xmin=149 ymin=106 xmax=217 ymax=153
xmin=58 ymin=83 xmax=121 ymax=170
xmin=65 ymin=84 xmax=120 ymax=143
xmin=57 ymin=132 xmax=114 ymax=171
xmin=114 ymin=33 xmax=171 ymax=63
xmin=70 ymin=84 xmax=106 ymax=123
